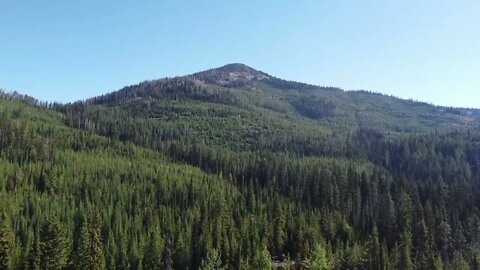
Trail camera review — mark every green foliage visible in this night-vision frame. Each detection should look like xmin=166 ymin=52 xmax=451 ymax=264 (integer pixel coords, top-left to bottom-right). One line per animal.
xmin=0 ymin=212 xmax=13 ymax=270
xmin=142 ymin=232 xmax=164 ymax=270
xmin=40 ymin=217 xmax=69 ymax=270
xmin=291 ymin=95 xmax=335 ymax=119
xmin=252 ymin=244 xmax=273 ymax=270
xmin=308 ymin=242 xmax=332 ymax=270
xmin=28 ymin=232 xmax=41 ymax=270
xmin=2 ymin=61 xmax=480 ymax=270
xmin=272 ymin=201 xmax=287 ymax=256
xmin=339 ymin=243 xmax=365 ymax=269
xmin=365 ymin=226 xmax=381 ymax=269
xmin=199 ymin=248 xmax=224 ymax=270
xmin=433 ymin=254 xmax=444 ymax=270
xmin=76 ymin=215 xmax=105 ymax=270
xmin=162 ymin=239 xmax=174 ymax=270
xmin=448 ymin=251 xmax=470 ymax=270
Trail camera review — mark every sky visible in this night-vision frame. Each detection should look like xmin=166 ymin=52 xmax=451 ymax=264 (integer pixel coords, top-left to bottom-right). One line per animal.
xmin=0 ymin=1 xmax=479 ymax=108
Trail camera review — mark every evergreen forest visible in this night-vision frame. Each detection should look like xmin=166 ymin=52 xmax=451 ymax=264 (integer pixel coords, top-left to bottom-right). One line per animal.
xmin=1 ymin=64 xmax=480 ymax=269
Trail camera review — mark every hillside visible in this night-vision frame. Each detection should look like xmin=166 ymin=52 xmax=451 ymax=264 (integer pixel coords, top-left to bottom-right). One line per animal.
xmin=81 ymin=64 xmax=480 ymax=135
xmin=61 ymin=64 xmax=480 ymax=156
xmin=0 ymin=96 xmax=335 ymax=269
xmin=1 ymin=65 xmax=480 ymax=269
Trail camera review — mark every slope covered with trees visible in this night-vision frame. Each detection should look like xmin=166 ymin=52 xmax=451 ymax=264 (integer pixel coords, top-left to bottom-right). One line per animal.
xmin=1 ymin=64 xmax=480 ymax=269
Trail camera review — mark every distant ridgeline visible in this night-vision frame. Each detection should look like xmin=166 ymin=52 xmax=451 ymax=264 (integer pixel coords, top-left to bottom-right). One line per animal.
xmin=0 ymin=89 xmax=60 ymax=109
xmin=1 ymin=64 xmax=480 ymax=269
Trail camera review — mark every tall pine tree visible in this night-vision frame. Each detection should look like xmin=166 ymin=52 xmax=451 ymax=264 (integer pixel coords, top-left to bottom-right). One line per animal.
xmin=0 ymin=212 xmax=13 ymax=270
xmin=199 ymin=248 xmax=224 ymax=270
xmin=40 ymin=216 xmax=69 ymax=270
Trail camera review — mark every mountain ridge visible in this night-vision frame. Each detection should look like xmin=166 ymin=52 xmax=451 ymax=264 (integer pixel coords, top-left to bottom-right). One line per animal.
xmin=70 ymin=63 xmax=479 ymax=135
xmin=188 ymin=63 xmax=322 ymax=90
xmin=2 ymin=64 xmax=480 ymax=133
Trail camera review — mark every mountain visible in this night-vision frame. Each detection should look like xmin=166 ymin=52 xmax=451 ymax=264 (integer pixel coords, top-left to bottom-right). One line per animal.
xmin=86 ymin=63 xmax=480 ymax=133
xmin=190 ymin=63 xmax=319 ymax=90
xmin=2 ymin=65 xmax=480 ymax=269
xmin=67 ymin=64 xmax=479 ymax=155
xmin=190 ymin=63 xmax=272 ymax=87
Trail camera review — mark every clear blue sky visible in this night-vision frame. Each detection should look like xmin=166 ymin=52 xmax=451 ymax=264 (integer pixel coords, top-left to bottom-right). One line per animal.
xmin=1 ymin=1 xmax=479 ymax=108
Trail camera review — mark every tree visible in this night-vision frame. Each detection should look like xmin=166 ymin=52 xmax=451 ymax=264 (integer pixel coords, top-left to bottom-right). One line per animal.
xmin=143 ymin=232 xmax=164 ymax=270
xmin=29 ymin=231 xmax=41 ymax=270
xmin=398 ymin=244 xmax=414 ymax=270
xmin=40 ymin=217 xmax=69 ymax=270
xmin=435 ymin=220 xmax=452 ymax=259
xmin=0 ymin=212 xmax=13 ymax=270
xmin=340 ymin=243 xmax=365 ymax=269
xmin=77 ymin=215 xmax=105 ymax=270
xmin=308 ymin=242 xmax=332 ymax=270
xmin=432 ymin=253 xmax=443 ymax=270
xmin=413 ymin=218 xmax=434 ymax=270
xmin=448 ymin=251 xmax=469 ymax=270
xmin=89 ymin=215 xmax=106 ymax=270
xmin=272 ymin=201 xmax=287 ymax=256
xmin=199 ymin=248 xmax=224 ymax=270
xmin=365 ymin=226 xmax=380 ymax=270
xmin=252 ymin=244 xmax=273 ymax=270
xmin=162 ymin=238 xmax=174 ymax=270
xmin=396 ymin=230 xmax=414 ymax=270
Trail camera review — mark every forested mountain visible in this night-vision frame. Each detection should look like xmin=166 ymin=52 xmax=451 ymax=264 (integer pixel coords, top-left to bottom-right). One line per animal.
xmin=1 ymin=64 xmax=480 ymax=269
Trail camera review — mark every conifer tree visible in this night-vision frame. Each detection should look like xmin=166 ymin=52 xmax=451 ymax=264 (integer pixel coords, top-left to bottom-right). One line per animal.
xmin=90 ymin=215 xmax=106 ymax=270
xmin=77 ymin=215 xmax=105 ymax=270
xmin=397 ymin=230 xmax=414 ymax=270
xmin=433 ymin=253 xmax=444 ymax=270
xmin=252 ymin=244 xmax=273 ymax=270
xmin=143 ymin=232 xmax=164 ymax=270
xmin=273 ymin=201 xmax=286 ymax=256
xmin=448 ymin=251 xmax=469 ymax=270
xmin=199 ymin=248 xmax=224 ymax=270
xmin=162 ymin=238 xmax=174 ymax=270
xmin=29 ymin=231 xmax=41 ymax=270
xmin=308 ymin=242 xmax=332 ymax=270
xmin=366 ymin=226 xmax=380 ymax=270
xmin=77 ymin=219 xmax=91 ymax=270
xmin=40 ymin=217 xmax=69 ymax=270
xmin=0 ymin=212 xmax=13 ymax=270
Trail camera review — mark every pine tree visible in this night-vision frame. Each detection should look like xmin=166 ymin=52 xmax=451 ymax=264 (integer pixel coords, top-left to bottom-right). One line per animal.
xmin=143 ymin=232 xmax=164 ymax=270
xmin=77 ymin=219 xmax=91 ymax=270
xmin=76 ymin=216 xmax=105 ymax=270
xmin=435 ymin=220 xmax=452 ymax=259
xmin=199 ymin=248 xmax=224 ymax=270
xmin=40 ymin=217 xmax=69 ymax=270
xmin=448 ymin=251 xmax=469 ymax=270
xmin=366 ymin=226 xmax=380 ymax=270
xmin=0 ymin=212 xmax=13 ymax=270
xmin=308 ymin=242 xmax=332 ymax=270
xmin=162 ymin=238 xmax=174 ymax=270
xmin=28 ymin=231 xmax=41 ymax=270
xmin=273 ymin=201 xmax=286 ymax=256
xmin=340 ymin=243 xmax=365 ymax=269
xmin=397 ymin=230 xmax=414 ymax=270
xmin=283 ymin=255 xmax=293 ymax=270
xmin=413 ymin=218 xmax=434 ymax=270
xmin=90 ymin=215 xmax=106 ymax=270
xmin=432 ymin=253 xmax=443 ymax=270
xmin=252 ymin=244 xmax=273 ymax=270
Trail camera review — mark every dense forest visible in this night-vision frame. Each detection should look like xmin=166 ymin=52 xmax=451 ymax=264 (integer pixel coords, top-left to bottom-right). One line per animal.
xmin=1 ymin=64 xmax=480 ymax=269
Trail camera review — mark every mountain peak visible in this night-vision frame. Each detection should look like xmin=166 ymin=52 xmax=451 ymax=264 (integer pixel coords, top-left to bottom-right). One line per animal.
xmin=190 ymin=63 xmax=270 ymax=87
xmin=213 ymin=63 xmax=264 ymax=73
